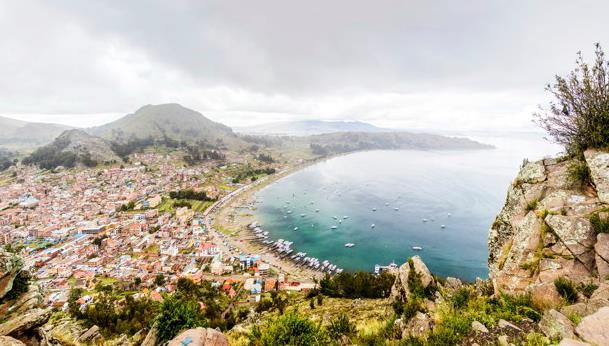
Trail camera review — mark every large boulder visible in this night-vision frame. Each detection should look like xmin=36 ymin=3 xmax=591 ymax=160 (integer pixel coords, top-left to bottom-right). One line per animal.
xmin=0 ymin=308 xmax=51 ymax=336
xmin=401 ymin=312 xmax=433 ymax=339
xmin=584 ymin=149 xmax=609 ymax=204
xmin=575 ymin=306 xmax=609 ymax=346
xmin=489 ymin=156 xmax=606 ymax=296
xmin=0 ymin=250 xmax=23 ymax=300
xmin=390 ymin=256 xmax=435 ymax=302
xmin=168 ymin=327 xmax=229 ymax=346
xmin=538 ymin=309 xmax=576 ymax=340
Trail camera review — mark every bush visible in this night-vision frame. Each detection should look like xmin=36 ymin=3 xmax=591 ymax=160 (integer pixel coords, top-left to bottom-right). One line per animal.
xmin=326 ymin=314 xmax=356 ymax=340
xmin=555 ymin=277 xmax=578 ymax=304
xmin=451 ymin=287 xmax=472 ymax=309
xmin=535 ymin=43 xmax=609 ymax=156
xmin=155 ymin=294 xmax=207 ymax=342
xmin=319 ymin=271 xmax=394 ymax=299
xmin=567 ymin=160 xmax=592 ymax=189
xmin=250 ymin=312 xmax=329 ymax=346
xmin=402 ymin=297 xmax=423 ymax=321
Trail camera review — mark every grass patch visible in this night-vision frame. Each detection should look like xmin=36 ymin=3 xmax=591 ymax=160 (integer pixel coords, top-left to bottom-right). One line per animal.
xmin=554 ymin=277 xmax=578 ymax=304
xmin=590 ymin=211 xmax=609 ymax=234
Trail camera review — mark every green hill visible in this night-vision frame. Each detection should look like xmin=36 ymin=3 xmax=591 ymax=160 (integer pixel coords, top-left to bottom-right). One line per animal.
xmin=89 ymin=103 xmax=242 ymax=149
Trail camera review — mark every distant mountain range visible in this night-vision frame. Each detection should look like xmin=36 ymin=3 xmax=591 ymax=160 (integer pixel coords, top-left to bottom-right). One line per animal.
xmin=0 ymin=116 xmax=72 ymax=150
xmin=5 ymin=103 xmax=493 ymax=170
xmin=235 ymin=120 xmax=390 ymax=136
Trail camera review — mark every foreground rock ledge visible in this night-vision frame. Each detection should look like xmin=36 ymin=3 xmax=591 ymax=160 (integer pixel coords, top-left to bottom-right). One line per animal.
xmin=168 ymin=327 xmax=229 ymax=346
xmin=488 ymin=152 xmax=609 ymax=303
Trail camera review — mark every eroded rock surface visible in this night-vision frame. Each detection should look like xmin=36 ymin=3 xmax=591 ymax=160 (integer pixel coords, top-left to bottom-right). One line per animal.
xmin=488 ymin=155 xmax=609 ymax=303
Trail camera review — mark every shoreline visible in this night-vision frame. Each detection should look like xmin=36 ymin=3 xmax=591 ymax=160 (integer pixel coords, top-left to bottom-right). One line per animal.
xmin=204 ymin=155 xmax=338 ymax=281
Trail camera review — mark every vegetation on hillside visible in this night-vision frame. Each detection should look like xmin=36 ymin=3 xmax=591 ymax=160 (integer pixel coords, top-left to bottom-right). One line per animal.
xmin=536 ymin=43 xmax=609 ymax=156
xmin=318 ymin=271 xmax=395 ymax=299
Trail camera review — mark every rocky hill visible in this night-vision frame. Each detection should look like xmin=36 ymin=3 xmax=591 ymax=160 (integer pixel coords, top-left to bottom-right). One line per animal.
xmin=89 ymin=104 xmax=242 ymax=148
xmin=0 ymin=116 xmax=72 ymax=150
xmin=23 ymin=129 xmax=122 ymax=169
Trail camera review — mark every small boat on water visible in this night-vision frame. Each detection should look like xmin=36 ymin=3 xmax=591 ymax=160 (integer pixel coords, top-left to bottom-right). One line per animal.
xmin=372 ymin=208 xmax=377 ymax=212
xmin=331 ymin=225 xmax=337 ymax=229
xmin=441 ymin=225 xmax=446 ymax=229
xmin=371 ymin=224 xmax=375 ymax=228
xmin=412 ymin=246 xmax=423 ymax=251
xmin=422 ymin=218 xmax=428 ymax=222
xmin=293 ymin=227 xmax=299 ymax=231
xmin=315 ymin=209 xmax=320 ymax=212
xmin=338 ymin=220 xmax=342 ymax=224
xmin=385 ymin=202 xmax=389 ymax=206
xmin=343 ymin=216 xmax=349 ymax=219
xmin=447 ymin=213 xmax=452 ymax=217
xmin=300 ymin=214 xmax=306 ymax=217
xmin=394 ymin=207 xmax=399 ymax=211
xmin=344 ymin=243 xmax=355 ymax=248
xmin=287 ymin=210 xmax=292 ymax=214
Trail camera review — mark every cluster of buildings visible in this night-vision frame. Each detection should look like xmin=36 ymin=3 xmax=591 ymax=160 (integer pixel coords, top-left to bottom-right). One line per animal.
xmin=0 ymin=152 xmax=313 ymax=308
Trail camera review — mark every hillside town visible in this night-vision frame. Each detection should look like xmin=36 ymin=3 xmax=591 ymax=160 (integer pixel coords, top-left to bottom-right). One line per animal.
xmin=0 ymin=151 xmax=315 ymax=314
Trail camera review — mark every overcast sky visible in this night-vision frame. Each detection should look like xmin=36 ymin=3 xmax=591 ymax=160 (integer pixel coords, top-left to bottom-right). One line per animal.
xmin=1 ymin=1 xmax=608 ymax=130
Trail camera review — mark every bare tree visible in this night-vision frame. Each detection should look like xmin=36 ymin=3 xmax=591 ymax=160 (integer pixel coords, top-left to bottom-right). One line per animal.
xmin=535 ymin=43 xmax=609 ymax=156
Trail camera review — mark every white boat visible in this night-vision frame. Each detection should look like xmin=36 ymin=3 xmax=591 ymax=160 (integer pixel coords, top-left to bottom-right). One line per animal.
xmin=338 ymin=220 xmax=342 ymax=224
xmin=343 ymin=216 xmax=349 ymax=219
xmin=300 ymin=214 xmax=306 ymax=217
xmin=331 ymin=226 xmax=337 ymax=229
xmin=372 ymin=208 xmax=377 ymax=211
xmin=287 ymin=210 xmax=292 ymax=214
xmin=394 ymin=207 xmax=399 ymax=211
xmin=371 ymin=224 xmax=375 ymax=228
xmin=293 ymin=227 xmax=299 ymax=231
xmin=422 ymin=218 xmax=428 ymax=222
xmin=447 ymin=213 xmax=452 ymax=217
xmin=385 ymin=202 xmax=389 ymax=206
xmin=315 ymin=209 xmax=320 ymax=212
xmin=412 ymin=246 xmax=423 ymax=251
xmin=441 ymin=225 xmax=446 ymax=229
xmin=344 ymin=243 xmax=355 ymax=248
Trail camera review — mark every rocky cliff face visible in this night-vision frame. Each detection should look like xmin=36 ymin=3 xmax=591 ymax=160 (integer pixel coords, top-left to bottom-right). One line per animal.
xmin=488 ymin=150 xmax=609 ymax=307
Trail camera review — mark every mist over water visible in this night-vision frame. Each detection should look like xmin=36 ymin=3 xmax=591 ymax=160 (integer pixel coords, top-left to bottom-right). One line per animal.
xmin=254 ymin=133 xmax=561 ymax=281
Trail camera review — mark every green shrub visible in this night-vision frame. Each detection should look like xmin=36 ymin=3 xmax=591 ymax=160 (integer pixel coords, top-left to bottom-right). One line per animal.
xmin=402 ymin=297 xmax=423 ymax=321
xmin=590 ymin=212 xmax=609 ymax=234
xmin=155 ymin=294 xmax=207 ymax=342
xmin=535 ymin=43 xmax=609 ymax=156
xmin=250 ymin=311 xmax=329 ymax=346
xmin=567 ymin=160 xmax=592 ymax=189
xmin=326 ymin=314 xmax=356 ymax=340
xmin=451 ymin=287 xmax=472 ymax=310
xmin=554 ymin=277 xmax=578 ymax=304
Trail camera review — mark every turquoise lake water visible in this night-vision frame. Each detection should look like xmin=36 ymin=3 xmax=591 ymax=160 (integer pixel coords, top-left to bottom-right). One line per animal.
xmin=253 ymin=134 xmax=560 ymax=281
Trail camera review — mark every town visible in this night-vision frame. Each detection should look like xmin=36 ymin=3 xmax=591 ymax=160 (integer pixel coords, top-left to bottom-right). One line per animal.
xmin=0 ymin=150 xmax=317 ymax=315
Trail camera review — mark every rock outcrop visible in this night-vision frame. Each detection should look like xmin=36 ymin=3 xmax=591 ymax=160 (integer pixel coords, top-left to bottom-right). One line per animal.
xmin=390 ymin=256 xmax=435 ymax=302
xmin=0 ymin=308 xmax=51 ymax=337
xmin=168 ymin=327 xmax=229 ymax=346
xmin=488 ymin=152 xmax=609 ymax=305
xmin=574 ymin=306 xmax=609 ymax=345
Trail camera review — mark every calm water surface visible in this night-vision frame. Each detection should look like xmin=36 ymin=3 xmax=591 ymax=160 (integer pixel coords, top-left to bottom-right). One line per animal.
xmin=253 ymin=134 xmax=560 ymax=281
